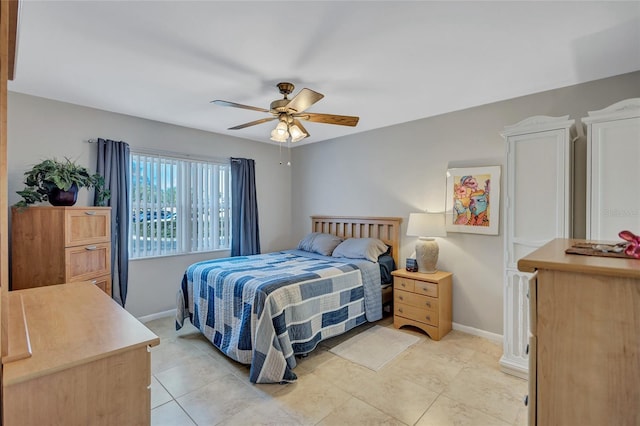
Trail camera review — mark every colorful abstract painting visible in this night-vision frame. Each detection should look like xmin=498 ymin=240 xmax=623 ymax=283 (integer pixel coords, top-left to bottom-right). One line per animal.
xmin=445 ymin=166 xmax=501 ymax=235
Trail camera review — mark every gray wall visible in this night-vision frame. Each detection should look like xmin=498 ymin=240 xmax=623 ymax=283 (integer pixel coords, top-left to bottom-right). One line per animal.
xmin=7 ymin=93 xmax=293 ymax=317
xmin=291 ymin=70 xmax=640 ymax=335
xmin=7 ymin=70 xmax=640 ymax=333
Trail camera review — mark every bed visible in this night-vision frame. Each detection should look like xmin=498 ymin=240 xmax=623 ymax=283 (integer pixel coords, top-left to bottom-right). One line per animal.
xmin=176 ymin=215 xmax=401 ymax=384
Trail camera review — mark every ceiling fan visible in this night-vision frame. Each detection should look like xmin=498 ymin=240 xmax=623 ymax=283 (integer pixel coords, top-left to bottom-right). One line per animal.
xmin=212 ymin=82 xmax=359 ymax=143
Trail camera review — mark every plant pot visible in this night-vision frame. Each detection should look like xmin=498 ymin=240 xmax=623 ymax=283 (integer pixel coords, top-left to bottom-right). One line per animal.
xmin=48 ymin=183 xmax=79 ymax=206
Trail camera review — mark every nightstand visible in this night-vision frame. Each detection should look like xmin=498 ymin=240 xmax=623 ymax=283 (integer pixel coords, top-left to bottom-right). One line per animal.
xmin=391 ymin=269 xmax=452 ymax=340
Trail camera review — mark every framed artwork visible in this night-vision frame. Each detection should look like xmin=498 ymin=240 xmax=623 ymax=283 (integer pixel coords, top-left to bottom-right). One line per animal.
xmin=445 ymin=166 xmax=501 ymax=235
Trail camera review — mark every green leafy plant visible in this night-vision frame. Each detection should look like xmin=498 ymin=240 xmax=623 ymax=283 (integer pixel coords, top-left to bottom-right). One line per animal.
xmin=15 ymin=158 xmax=110 ymax=207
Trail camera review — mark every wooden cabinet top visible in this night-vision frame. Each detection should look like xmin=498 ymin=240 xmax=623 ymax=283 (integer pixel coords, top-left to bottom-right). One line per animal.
xmin=12 ymin=206 xmax=111 ymax=211
xmin=391 ymin=269 xmax=452 ymax=282
xmin=518 ymin=238 xmax=640 ymax=279
xmin=3 ymin=283 xmax=159 ymax=386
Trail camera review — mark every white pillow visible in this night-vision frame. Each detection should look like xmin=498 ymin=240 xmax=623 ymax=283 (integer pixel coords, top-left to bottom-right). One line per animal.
xmin=332 ymin=238 xmax=389 ymax=262
xmin=297 ymin=232 xmax=343 ymax=256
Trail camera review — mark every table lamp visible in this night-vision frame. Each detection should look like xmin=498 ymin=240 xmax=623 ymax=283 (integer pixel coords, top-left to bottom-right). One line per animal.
xmin=406 ymin=212 xmax=446 ymax=273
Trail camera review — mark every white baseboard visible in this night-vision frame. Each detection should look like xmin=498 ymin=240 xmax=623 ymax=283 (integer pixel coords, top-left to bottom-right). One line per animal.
xmin=452 ymin=322 xmax=502 ymax=344
xmin=137 ymin=309 xmax=176 ymax=323
xmin=499 ymin=355 xmax=529 ymax=379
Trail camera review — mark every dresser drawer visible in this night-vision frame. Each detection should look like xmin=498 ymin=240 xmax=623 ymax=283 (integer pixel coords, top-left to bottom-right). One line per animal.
xmin=395 ymin=289 xmax=439 ymax=311
xmin=65 ymin=243 xmax=111 ymax=281
xmin=83 ymin=274 xmax=112 ymax=297
xmin=413 ymin=281 xmax=438 ymax=298
xmin=394 ymin=276 xmax=415 ymax=292
xmin=64 ymin=209 xmax=111 ymax=246
xmin=395 ymin=302 xmax=439 ymax=326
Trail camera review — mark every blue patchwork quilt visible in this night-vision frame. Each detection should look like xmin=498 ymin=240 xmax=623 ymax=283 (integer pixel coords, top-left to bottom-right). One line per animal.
xmin=176 ymin=249 xmax=382 ymax=383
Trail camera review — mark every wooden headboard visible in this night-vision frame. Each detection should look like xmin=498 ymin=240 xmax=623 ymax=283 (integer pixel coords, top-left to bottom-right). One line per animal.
xmin=311 ymin=216 xmax=402 ymax=266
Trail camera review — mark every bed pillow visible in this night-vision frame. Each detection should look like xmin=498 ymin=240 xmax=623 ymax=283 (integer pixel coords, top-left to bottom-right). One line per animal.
xmin=332 ymin=238 xmax=389 ymax=262
xmin=297 ymin=232 xmax=343 ymax=256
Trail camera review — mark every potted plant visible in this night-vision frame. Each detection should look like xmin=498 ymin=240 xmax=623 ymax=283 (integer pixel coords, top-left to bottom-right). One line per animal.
xmin=15 ymin=158 xmax=110 ymax=207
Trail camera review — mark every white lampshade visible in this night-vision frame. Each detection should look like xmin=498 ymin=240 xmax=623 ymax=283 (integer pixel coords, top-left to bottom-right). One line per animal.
xmin=406 ymin=212 xmax=446 ymax=238
xmin=406 ymin=212 xmax=446 ymax=274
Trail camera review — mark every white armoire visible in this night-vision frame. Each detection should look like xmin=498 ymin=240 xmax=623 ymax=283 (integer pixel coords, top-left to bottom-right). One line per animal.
xmin=583 ymin=98 xmax=640 ymax=240
xmin=500 ymin=115 xmax=574 ymax=378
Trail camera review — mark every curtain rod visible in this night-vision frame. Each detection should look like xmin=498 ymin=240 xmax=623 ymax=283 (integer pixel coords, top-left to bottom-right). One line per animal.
xmin=87 ymin=139 xmax=233 ymax=164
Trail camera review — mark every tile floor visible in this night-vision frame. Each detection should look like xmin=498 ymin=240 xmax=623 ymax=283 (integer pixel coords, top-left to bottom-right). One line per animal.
xmin=145 ymin=314 xmax=528 ymax=426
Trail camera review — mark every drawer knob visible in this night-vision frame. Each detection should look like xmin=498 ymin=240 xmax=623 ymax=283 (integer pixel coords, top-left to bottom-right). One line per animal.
xmin=401 ymin=283 xmax=406 ymax=287
xmin=523 ymin=395 xmax=528 ymax=406
xmin=85 ymin=245 xmax=97 ymax=251
xmin=399 ymin=295 xmax=404 ymax=301
xmin=421 ymin=287 xmax=428 ymax=291
xmin=425 ymin=302 xmax=431 ymax=308
xmin=85 ymin=211 xmax=96 ymax=216
xmin=526 ymin=344 xmax=529 ymax=355
xmin=398 ymin=308 xmax=404 ymax=314
xmin=425 ymin=315 xmax=431 ymax=321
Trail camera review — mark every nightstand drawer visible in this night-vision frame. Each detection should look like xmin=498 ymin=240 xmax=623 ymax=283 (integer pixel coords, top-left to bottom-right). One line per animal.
xmin=395 ymin=289 xmax=439 ymax=311
xmin=414 ymin=281 xmax=438 ymax=298
xmin=395 ymin=302 xmax=439 ymax=326
xmin=394 ymin=277 xmax=415 ymax=292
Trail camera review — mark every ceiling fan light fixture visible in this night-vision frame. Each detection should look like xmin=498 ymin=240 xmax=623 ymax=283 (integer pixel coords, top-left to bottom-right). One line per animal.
xmin=289 ymin=124 xmax=307 ymax=142
xmin=270 ymin=128 xmax=288 ymax=142
xmin=274 ymin=120 xmax=288 ymax=136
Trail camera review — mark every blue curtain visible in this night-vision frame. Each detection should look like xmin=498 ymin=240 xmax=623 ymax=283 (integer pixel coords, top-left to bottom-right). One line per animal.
xmin=230 ymin=157 xmax=261 ymax=256
xmin=94 ymin=138 xmax=130 ymax=306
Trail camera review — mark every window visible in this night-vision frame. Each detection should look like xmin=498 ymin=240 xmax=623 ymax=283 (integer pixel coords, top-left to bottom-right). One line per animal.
xmin=129 ymin=151 xmax=231 ymax=259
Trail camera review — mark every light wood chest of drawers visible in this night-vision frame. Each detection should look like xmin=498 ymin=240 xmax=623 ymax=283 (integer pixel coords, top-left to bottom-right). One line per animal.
xmin=2 ymin=283 xmax=160 ymax=425
xmin=519 ymin=238 xmax=640 ymax=426
xmin=392 ymin=269 xmax=452 ymax=340
xmin=11 ymin=206 xmax=112 ymax=296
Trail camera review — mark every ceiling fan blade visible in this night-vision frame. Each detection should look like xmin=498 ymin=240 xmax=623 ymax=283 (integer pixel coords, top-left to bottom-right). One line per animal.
xmin=297 ymin=112 xmax=359 ymax=127
xmin=228 ymin=117 xmax=276 ymax=130
xmin=292 ymin=119 xmax=310 ymax=139
xmin=212 ymin=100 xmax=270 ymax=113
xmin=285 ymin=88 xmax=324 ymax=114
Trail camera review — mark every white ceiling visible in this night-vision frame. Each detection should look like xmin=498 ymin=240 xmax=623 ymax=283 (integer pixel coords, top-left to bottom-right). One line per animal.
xmin=8 ymin=1 xmax=640 ymax=146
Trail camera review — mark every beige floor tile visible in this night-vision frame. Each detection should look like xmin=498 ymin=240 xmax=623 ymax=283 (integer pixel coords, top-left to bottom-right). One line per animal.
xmin=155 ymin=352 xmax=235 ymax=398
xmin=217 ymin=399 xmax=302 ymax=426
xmin=442 ymin=365 xmax=525 ymax=424
xmin=348 ymin=373 xmax=439 ymax=425
xmin=317 ymin=354 xmax=438 ymax=425
xmin=294 ymin=345 xmax=338 ymax=374
xmin=151 ymin=338 xmax=203 ymax=374
xmin=381 ymin=341 xmax=468 ymax=393
xmin=151 ymin=376 xmax=173 ymax=409
xmin=415 ymin=395 xmax=511 ymax=426
xmin=272 ymin=370 xmax=352 ymax=424
xmin=176 ymin=374 xmax=265 ymax=425
xmin=513 ymin=404 xmax=529 ymax=426
xmin=146 ymin=316 xmax=199 ymax=339
xmin=146 ymin=315 xmax=528 ymax=426
xmin=318 ymin=397 xmax=405 ymax=426
xmin=151 ymin=400 xmax=195 ymax=426
xmin=311 ymin=355 xmax=379 ymax=395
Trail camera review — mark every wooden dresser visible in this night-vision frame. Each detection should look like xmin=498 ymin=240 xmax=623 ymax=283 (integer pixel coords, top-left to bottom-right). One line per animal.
xmin=2 ymin=282 xmax=160 ymax=425
xmin=518 ymin=238 xmax=640 ymax=426
xmin=391 ymin=269 xmax=452 ymax=340
xmin=11 ymin=206 xmax=112 ymax=296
